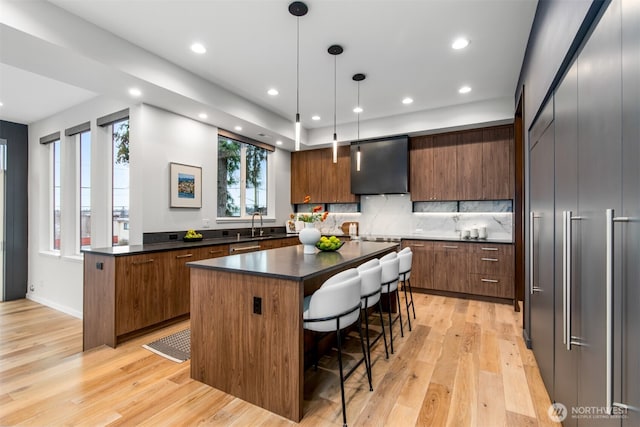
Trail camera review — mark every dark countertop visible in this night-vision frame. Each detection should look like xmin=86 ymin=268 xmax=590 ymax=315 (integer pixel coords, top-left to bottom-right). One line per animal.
xmin=82 ymin=233 xmax=296 ymax=256
xmin=187 ymin=241 xmax=399 ymax=281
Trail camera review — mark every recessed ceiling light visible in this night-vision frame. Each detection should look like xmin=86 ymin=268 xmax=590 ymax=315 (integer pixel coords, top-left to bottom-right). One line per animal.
xmin=402 ymin=97 xmax=413 ymax=105
xmin=267 ymin=88 xmax=279 ymax=96
xmin=128 ymin=88 xmax=142 ymax=97
xmin=0 ymin=101 xmax=3 ymax=107
xmin=190 ymin=43 xmax=206 ymax=54
xmin=353 ymin=106 xmax=363 ymax=113
xmin=276 ymin=140 xmax=283 ymax=146
xmin=198 ymin=113 xmax=208 ymax=119
xmin=452 ymin=38 xmax=470 ymax=50
xmin=459 ymin=86 xmax=472 ymax=94
xmin=234 ymin=125 xmax=243 ymax=131
xmin=311 ymin=115 xmax=321 ymax=121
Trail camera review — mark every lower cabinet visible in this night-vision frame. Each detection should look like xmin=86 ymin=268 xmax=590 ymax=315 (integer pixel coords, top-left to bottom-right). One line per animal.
xmin=401 ymin=240 xmax=434 ymax=289
xmin=467 ymin=244 xmax=514 ymax=298
xmin=401 ymin=239 xmax=515 ymax=301
xmin=84 ymin=243 xmax=229 ymax=350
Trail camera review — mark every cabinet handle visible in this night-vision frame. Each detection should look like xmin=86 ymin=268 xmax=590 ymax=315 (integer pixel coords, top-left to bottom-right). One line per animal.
xmin=530 ymin=212 xmax=542 ymax=294
xmin=481 ymin=257 xmax=498 ymax=262
xmin=481 ymin=278 xmax=499 ymax=283
xmin=175 ymin=254 xmax=193 ymax=259
xmin=410 ymin=244 xmax=425 ymax=247
xmin=209 ymin=250 xmax=225 ymax=255
xmin=230 ymin=245 xmax=261 ymax=253
xmin=481 ymin=247 xmax=498 ymax=251
xmin=442 ymin=245 xmax=458 ymax=249
xmin=606 ymin=209 xmax=632 ymax=414
xmin=132 ymin=259 xmax=154 ymax=265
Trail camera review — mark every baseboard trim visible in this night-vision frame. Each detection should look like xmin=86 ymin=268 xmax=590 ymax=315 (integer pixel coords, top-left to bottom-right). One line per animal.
xmin=26 ymin=293 xmax=83 ymax=319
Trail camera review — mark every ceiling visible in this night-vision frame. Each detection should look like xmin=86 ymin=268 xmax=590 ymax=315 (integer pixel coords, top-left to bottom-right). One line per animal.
xmin=0 ymin=0 xmax=538 ymax=148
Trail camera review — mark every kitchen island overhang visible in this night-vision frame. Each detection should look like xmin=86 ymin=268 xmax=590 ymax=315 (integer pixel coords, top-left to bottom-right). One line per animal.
xmin=187 ymin=241 xmax=398 ymax=421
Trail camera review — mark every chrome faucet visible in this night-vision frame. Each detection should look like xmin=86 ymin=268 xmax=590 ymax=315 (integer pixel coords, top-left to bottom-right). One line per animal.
xmin=251 ymin=212 xmax=263 ymax=237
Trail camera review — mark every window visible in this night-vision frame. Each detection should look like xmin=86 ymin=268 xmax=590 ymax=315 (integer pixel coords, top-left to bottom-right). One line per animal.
xmin=52 ymin=140 xmax=61 ymax=250
xmin=217 ymin=135 xmax=268 ymax=218
xmin=112 ymin=119 xmax=129 ymax=246
xmin=79 ymin=130 xmax=91 ymax=250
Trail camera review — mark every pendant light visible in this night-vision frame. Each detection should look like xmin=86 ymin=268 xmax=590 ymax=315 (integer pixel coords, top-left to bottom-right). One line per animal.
xmin=289 ymin=2 xmax=308 ymax=151
xmin=353 ymin=73 xmax=366 ymax=171
xmin=328 ymin=44 xmax=343 ymax=163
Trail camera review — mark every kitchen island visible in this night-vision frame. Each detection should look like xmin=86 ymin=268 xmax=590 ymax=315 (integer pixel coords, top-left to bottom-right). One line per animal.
xmin=187 ymin=241 xmax=398 ymax=421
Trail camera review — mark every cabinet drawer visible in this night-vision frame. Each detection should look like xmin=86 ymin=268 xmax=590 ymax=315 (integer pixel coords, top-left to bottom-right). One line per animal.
xmin=467 ymin=273 xmax=514 ymax=298
xmin=469 ymin=245 xmax=513 ymax=276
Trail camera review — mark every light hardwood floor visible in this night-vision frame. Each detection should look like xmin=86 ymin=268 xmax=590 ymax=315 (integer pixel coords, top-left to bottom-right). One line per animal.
xmin=0 ymin=294 xmax=559 ymax=426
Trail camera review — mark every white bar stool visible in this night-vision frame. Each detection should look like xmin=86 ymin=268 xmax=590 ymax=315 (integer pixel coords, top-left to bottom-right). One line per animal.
xmin=398 ymin=247 xmax=416 ymax=331
xmin=303 ymin=268 xmax=372 ymax=427
xmin=379 ymin=252 xmax=403 ymax=354
xmin=357 ymin=259 xmax=389 ymax=366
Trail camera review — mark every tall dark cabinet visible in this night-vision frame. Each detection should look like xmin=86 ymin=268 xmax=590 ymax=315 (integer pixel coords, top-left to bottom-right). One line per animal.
xmin=529 ymin=0 xmax=639 ymax=424
xmin=529 ymin=104 xmax=555 ymax=399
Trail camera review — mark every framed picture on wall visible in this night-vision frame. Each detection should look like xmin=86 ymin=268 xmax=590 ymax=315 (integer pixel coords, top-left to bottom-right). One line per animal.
xmin=169 ymin=162 xmax=202 ymax=208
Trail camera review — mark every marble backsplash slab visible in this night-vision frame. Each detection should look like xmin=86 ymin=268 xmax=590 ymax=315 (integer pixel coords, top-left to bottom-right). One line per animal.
xmin=318 ymin=194 xmax=513 ymax=241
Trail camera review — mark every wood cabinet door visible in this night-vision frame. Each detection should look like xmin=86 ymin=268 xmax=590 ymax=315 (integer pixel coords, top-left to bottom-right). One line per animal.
xmin=457 ymin=130 xmax=483 ymax=200
xmin=432 ymin=243 xmax=468 ymax=293
xmin=290 ymin=151 xmax=310 ymax=204
xmin=409 ymin=136 xmax=434 ymax=201
xmin=115 ymin=254 xmax=163 ymax=335
xmin=401 ymin=240 xmax=434 ymax=288
xmin=305 ymin=149 xmax=324 ymax=203
xmin=482 ymin=126 xmax=513 ymax=200
xmin=432 ymin=134 xmax=458 ymax=200
xmin=335 ymin=145 xmax=358 ymax=203
xmin=163 ymin=249 xmax=197 ymax=320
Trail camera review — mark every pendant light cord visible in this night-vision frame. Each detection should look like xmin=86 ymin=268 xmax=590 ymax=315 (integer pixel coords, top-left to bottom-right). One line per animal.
xmin=296 ymin=18 xmax=300 ymax=118
xmin=357 ymin=81 xmax=360 ymax=140
xmin=333 ymin=55 xmax=337 ymax=136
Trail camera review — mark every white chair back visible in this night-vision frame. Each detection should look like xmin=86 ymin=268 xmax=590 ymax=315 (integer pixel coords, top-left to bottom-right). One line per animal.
xmin=398 ymin=246 xmax=412 ymax=254
xmin=304 ymin=269 xmax=361 ymax=333
xmin=379 ymin=255 xmax=399 ymax=293
xmin=398 ymin=250 xmax=413 ymax=280
xmin=357 ymin=258 xmax=380 ymax=272
xmin=358 ymin=264 xmax=382 ymax=308
xmin=322 ymin=267 xmax=358 ymax=288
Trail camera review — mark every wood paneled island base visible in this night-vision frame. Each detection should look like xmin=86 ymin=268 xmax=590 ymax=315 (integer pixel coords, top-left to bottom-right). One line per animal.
xmin=188 ymin=241 xmax=398 ymax=421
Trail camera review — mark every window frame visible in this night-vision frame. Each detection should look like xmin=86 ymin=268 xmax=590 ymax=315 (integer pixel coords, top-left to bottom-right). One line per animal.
xmin=216 ymin=135 xmax=271 ymax=220
xmin=78 ymin=130 xmax=91 ymax=252
xmin=111 ymin=118 xmax=129 ymax=247
xmin=51 ymin=139 xmax=61 ymax=252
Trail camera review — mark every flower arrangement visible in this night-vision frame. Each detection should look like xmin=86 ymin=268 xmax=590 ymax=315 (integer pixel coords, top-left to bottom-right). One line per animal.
xmin=293 ymin=195 xmax=329 ymax=223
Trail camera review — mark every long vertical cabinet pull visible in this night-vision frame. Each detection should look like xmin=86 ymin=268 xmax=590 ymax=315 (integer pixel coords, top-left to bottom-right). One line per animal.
xmin=564 ymin=211 xmax=583 ymax=350
xmin=606 ymin=208 xmax=614 ymax=414
xmin=530 ymin=212 xmax=542 ymax=294
xmin=606 ymin=208 xmax=632 ymax=414
xmin=563 ymin=211 xmax=570 ymax=348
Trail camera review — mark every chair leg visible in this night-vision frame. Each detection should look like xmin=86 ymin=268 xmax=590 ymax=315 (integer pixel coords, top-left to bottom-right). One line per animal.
xmin=357 ymin=312 xmax=373 ymax=392
xmin=386 ymin=291 xmax=394 ymax=354
xmin=377 ymin=299 xmax=389 ymax=359
xmin=408 ymin=278 xmax=416 ymax=319
xmin=363 ymin=305 xmax=372 ymax=369
xmin=336 ymin=324 xmax=348 ymax=427
xmin=396 ymin=288 xmax=404 ymax=338
xmin=402 ymin=279 xmax=412 ymax=332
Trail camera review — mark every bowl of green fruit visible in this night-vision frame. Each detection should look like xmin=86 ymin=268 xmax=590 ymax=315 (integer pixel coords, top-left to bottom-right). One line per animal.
xmin=315 ymin=235 xmax=344 ymax=252
xmin=183 ymin=229 xmax=203 ymax=242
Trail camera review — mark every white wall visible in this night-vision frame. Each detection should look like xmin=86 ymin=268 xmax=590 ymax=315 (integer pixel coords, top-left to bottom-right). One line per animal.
xmin=27 ymin=99 xmax=292 ymax=317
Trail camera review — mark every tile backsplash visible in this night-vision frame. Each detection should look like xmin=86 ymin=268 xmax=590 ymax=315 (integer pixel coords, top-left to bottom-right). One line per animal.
xmin=318 ymin=194 xmax=513 ymax=241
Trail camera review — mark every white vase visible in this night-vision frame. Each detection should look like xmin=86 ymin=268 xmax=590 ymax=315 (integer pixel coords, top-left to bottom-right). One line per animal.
xmin=299 ymin=223 xmax=320 ymax=254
